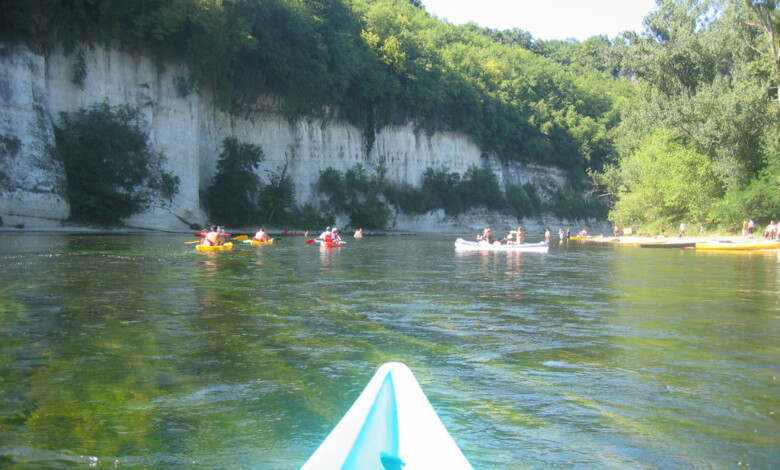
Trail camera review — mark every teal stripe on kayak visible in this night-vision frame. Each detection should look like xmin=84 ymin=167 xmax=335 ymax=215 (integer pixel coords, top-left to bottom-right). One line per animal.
xmin=342 ymin=372 xmax=401 ymax=470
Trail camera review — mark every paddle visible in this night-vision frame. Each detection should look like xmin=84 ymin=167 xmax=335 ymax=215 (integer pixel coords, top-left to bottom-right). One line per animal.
xmin=233 ymin=235 xmax=249 ymax=242
xmin=184 ymin=240 xmax=200 ymax=245
xmin=306 ymin=239 xmax=317 ymax=244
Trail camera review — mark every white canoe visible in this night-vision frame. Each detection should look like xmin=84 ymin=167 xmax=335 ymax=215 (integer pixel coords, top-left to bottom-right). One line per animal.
xmin=301 ymin=362 xmax=474 ymax=470
xmin=454 ymin=237 xmax=549 ymax=253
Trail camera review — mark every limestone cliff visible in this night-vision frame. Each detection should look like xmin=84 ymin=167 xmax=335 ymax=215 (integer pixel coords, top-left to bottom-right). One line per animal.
xmin=0 ymin=43 xmax=575 ymax=233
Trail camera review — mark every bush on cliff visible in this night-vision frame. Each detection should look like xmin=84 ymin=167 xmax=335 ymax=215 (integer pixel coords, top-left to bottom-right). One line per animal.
xmin=56 ymin=103 xmax=179 ymax=226
xmin=318 ymin=164 xmax=394 ymax=230
xmin=205 ymin=137 xmax=264 ymax=227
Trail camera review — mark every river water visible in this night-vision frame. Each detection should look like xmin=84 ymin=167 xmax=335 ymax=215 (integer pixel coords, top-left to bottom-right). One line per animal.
xmin=0 ymin=233 xmax=777 ymax=469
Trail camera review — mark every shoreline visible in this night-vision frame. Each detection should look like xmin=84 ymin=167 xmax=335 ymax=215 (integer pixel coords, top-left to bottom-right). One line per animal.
xmin=0 ymin=226 xmax=754 ymax=243
xmin=572 ymin=234 xmax=759 ymax=244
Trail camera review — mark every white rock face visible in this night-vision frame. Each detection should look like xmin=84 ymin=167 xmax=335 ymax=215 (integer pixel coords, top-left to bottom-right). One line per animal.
xmin=0 ymin=44 xmax=578 ymax=232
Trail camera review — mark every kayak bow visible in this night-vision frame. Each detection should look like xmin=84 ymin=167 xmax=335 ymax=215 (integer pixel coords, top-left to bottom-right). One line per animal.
xmin=301 ymin=362 xmax=473 ymax=470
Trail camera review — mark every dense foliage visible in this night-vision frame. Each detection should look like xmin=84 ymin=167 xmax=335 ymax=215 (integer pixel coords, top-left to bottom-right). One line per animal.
xmin=318 ymin=164 xmax=395 ymax=229
xmin=592 ymin=0 xmax=780 ymax=231
xmin=321 ymin=163 xmax=598 ymax=229
xmin=207 ymin=139 xmax=331 ymax=229
xmin=3 ymin=0 xmax=777 ymax=230
xmin=56 ymin=103 xmax=179 ymax=225
xmin=0 ymin=0 xmax=628 ymax=178
xmin=206 ymin=137 xmax=265 ymax=226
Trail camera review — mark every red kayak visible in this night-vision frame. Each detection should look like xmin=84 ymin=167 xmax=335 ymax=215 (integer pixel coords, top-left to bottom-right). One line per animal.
xmin=195 ymin=231 xmax=230 ymax=237
xmin=319 ymin=241 xmax=344 ymax=248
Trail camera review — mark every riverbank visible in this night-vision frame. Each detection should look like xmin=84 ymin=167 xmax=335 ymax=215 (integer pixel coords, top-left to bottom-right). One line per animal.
xmin=573 ymin=234 xmax=758 ymax=245
xmin=0 ymin=210 xmax=613 ymax=238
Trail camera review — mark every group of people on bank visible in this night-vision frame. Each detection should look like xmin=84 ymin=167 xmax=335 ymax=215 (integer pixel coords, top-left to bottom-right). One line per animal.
xmin=740 ymin=218 xmax=778 ymax=240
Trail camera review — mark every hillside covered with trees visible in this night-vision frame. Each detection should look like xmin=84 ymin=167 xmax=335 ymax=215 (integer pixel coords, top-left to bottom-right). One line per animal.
xmin=1 ymin=0 xmax=777 ymax=231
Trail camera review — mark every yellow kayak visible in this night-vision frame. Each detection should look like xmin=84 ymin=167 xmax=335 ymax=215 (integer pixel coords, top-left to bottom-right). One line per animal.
xmin=695 ymin=240 xmax=780 ymax=251
xmin=196 ymin=242 xmax=234 ymax=252
xmin=570 ymin=236 xmax=597 ymax=240
xmin=244 ymin=239 xmax=275 ymax=246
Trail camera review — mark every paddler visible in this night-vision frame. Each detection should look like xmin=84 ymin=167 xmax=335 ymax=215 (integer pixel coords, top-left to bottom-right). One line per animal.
xmin=477 ymin=227 xmax=498 ymax=244
xmin=253 ymin=228 xmax=270 ymax=242
xmin=202 ymin=226 xmax=222 ymax=246
xmin=330 ymin=227 xmax=342 ymax=243
xmin=317 ymin=226 xmax=331 ymax=240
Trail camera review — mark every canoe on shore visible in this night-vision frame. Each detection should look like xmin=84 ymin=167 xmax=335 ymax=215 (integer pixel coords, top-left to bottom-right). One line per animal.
xmin=639 ymin=241 xmax=696 ymax=248
xmin=695 ymin=240 xmax=780 ymax=251
xmin=454 ymin=238 xmax=549 ymax=253
xmin=570 ymin=235 xmax=597 ymax=241
xmin=195 ymin=242 xmax=233 ymax=252
xmin=301 ymin=362 xmax=473 ymax=470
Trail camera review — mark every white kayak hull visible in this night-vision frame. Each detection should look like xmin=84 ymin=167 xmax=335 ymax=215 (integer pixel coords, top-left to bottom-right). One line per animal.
xmin=454 ymin=238 xmax=549 ymax=253
xmin=301 ymin=362 xmax=473 ymax=470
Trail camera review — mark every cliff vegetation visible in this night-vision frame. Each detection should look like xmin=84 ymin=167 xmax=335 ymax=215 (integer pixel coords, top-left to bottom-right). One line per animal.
xmin=1 ymin=0 xmax=777 ymax=231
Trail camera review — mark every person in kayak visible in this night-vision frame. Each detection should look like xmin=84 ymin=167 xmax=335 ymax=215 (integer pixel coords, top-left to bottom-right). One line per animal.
xmin=253 ymin=228 xmax=270 ymax=242
xmin=354 ymin=228 xmax=363 ymax=238
xmin=329 ymin=227 xmax=342 ymax=244
xmin=477 ymin=227 xmax=499 ymax=244
xmin=317 ymin=227 xmax=331 ymax=240
xmin=202 ymin=226 xmax=222 ymax=246
xmin=515 ymin=226 xmax=525 ymax=244
xmin=503 ymin=226 xmax=524 ymax=245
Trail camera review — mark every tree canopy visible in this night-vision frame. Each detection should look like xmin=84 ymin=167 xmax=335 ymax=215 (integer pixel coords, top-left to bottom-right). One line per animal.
xmin=2 ymin=0 xmax=777 ymax=230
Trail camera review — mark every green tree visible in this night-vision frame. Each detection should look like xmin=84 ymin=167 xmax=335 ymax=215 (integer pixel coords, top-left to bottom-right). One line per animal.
xmin=257 ymin=166 xmax=296 ymax=225
xmin=737 ymin=0 xmax=780 ymax=109
xmin=206 ymin=137 xmax=264 ymax=226
xmin=56 ymin=103 xmax=178 ymax=226
xmin=317 ymin=163 xmax=394 ymax=229
xmin=609 ymin=129 xmax=724 ymax=227
xmin=421 ymin=167 xmax=463 ymax=216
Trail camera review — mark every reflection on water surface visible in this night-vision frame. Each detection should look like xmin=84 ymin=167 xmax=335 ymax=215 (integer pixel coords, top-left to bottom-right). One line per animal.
xmin=0 ymin=234 xmax=777 ymax=468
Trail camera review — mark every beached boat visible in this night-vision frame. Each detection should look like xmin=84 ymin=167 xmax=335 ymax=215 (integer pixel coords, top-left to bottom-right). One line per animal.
xmin=569 ymin=235 xmax=597 ymax=241
xmin=639 ymin=240 xmax=696 ymax=248
xmin=695 ymin=240 xmax=780 ymax=251
xmin=454 ymin=238 xmax=549 ymax=253
xmin=301 ymin=362 xmax=473 ymax=470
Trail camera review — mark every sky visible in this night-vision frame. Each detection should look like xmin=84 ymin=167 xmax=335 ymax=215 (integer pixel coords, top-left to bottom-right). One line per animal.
xmin=419 ymin=0 xmax=658 ymax=41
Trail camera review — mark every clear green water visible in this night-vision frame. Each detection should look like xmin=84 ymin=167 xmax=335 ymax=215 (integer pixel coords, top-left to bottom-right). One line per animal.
xmin=0 ymin=234 xmax=777 ymax=469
